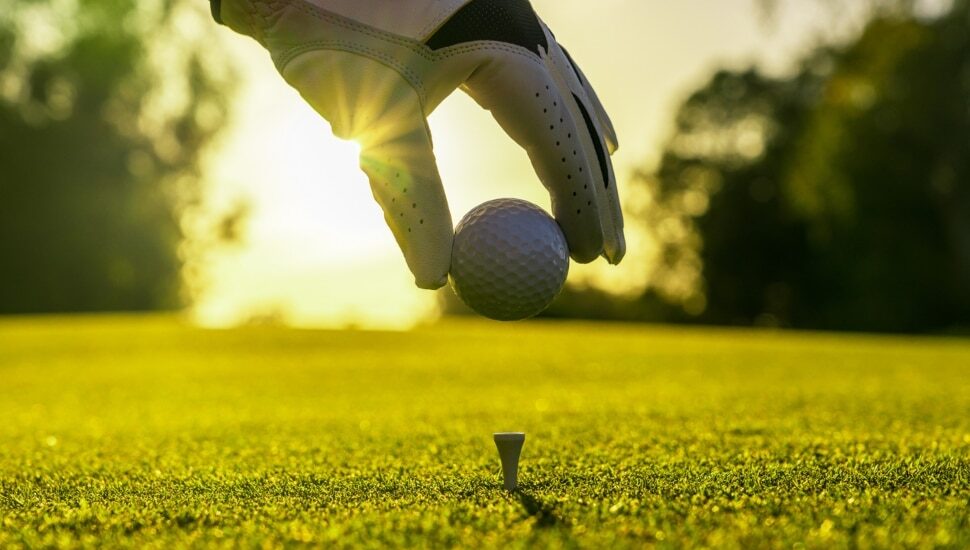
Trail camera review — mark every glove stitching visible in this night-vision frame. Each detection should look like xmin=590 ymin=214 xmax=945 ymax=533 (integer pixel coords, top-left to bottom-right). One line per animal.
xmin=431 ymin=42 xmax=543 ymax=67
xmin=276 ymin=42 xmax=428 ymax=105
xmin=276 ymin=3 xmax=545 ymax=89
xmin=288 ymin=1 xmax=543 ymax=66
xmin=289 ymin=1 xmax=435 ymax=61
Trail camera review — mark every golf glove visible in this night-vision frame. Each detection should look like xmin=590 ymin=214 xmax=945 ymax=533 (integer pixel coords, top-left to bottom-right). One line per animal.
xmin=211 ymin=0 xmax=625 ymax=289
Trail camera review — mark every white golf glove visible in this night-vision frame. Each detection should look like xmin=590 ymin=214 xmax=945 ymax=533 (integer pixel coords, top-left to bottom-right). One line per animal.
xmin=211 ymin=0 xmax=624 ymax=289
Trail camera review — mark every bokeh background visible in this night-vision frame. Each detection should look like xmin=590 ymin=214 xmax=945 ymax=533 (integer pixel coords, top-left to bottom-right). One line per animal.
xmin=1 ymin=0 xmax=967 ymax=333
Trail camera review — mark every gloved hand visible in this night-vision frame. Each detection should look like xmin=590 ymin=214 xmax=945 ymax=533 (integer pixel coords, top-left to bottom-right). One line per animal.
xmin=211 ymin=0 xmax=624 ymax=289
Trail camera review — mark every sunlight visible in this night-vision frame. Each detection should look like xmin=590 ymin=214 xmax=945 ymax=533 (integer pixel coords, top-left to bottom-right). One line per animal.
xmin=194 ymin=43 xmax=437 ymax=328
xmin=196 ymin=0 xmax=835 ymax=328
xmin=249 ymin=123 xmax=380 ymax=262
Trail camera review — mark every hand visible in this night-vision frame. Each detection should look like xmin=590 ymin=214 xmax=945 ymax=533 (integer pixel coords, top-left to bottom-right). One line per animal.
xmin=212 ymin=0 xmax=624 ymax=289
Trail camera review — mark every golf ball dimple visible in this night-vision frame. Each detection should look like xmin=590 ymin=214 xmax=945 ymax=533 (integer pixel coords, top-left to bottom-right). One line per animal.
xmin=449 ymin=199 xmax=570 ymax=321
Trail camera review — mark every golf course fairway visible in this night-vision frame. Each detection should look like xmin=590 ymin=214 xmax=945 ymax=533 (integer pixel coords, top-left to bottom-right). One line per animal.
xmin=1 ymin=315 xmax=968 ymax=548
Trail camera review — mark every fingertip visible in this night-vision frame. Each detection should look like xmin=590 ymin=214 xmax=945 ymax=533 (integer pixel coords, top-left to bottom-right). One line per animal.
xmin=415 ymin=274 xmax=448 ymax=291
xmin=569 ymin=246 xmax=602 ymax=264
xmin=607 ymin=138 xmax=619 ymax=156
xmin=557 ymin=217 xmax=603 ymax=265
xmin=603 ymin=231 xmax=626 ymax=265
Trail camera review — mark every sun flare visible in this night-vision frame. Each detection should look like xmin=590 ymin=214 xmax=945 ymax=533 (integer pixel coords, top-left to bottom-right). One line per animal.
xmin=197 ymin=0 xmax=835 ymax=328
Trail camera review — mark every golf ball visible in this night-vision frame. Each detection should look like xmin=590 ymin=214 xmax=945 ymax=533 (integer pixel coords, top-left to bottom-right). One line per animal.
xmin=449 ymin=198 xmax=570 ymax=321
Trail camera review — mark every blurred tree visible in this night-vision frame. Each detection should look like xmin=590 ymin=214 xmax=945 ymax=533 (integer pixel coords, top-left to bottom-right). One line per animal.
xmin=638 ymin=0 xmax=970 ymax=332
xmin=0 ymin=0 xmax=232 ymax=313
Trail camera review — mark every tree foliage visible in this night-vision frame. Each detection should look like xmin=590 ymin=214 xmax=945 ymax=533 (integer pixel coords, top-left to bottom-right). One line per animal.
xmin=639 ymin=1 xmax=970 ymax=332
xmin=0 ymin=0 xmax=232 ymax=313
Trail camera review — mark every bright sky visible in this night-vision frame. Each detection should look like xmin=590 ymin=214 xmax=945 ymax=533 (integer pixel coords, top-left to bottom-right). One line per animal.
xmin=195 ymin=0 xmax=856 ymax=329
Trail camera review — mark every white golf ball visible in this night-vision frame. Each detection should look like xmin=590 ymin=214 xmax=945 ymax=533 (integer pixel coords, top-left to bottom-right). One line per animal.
xmin=449 ymin=198 xmax=570 ymax=321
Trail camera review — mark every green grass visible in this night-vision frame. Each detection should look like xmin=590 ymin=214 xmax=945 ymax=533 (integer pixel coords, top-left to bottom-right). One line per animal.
xmin=0 ymin=315 xmax=968 ymax=548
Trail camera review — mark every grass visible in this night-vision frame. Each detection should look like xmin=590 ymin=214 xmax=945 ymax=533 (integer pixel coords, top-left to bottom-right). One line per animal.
xmin=0 ymin=315 xmax=968 ymax=548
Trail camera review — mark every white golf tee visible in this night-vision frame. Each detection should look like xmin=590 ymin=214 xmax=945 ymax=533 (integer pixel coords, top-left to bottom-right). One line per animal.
xmin=493 ymin=432 xmax=525 ymax=491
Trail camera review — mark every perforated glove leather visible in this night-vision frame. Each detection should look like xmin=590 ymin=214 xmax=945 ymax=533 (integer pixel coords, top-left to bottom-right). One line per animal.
xmin=211 ymin=0 xmax=624 ymax=290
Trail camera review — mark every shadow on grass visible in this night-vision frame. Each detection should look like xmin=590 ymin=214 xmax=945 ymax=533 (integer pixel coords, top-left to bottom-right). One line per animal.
xmin=515 ymin=489 xmax=568 ymax=530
